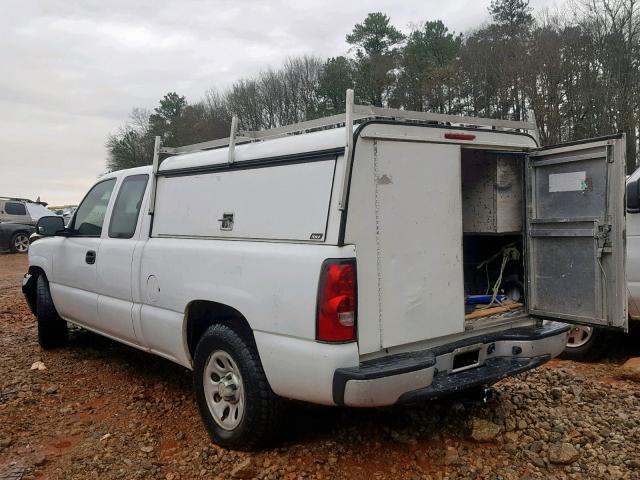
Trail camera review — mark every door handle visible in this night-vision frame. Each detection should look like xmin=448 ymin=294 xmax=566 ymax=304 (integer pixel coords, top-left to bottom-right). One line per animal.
xmin=85 ymin=250 xmax=96 ymax=265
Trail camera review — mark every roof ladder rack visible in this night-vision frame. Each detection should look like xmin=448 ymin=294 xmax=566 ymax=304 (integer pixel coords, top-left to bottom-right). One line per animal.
xmin=149 ymin=89 xmax=539 ymax=213
xmin=339 ymin=89 xmax=355 ymax=209
xmin=228 ymin=116 xmax=238 ymax=165
xmin=155 ymin=90 xmax=539 ymax=158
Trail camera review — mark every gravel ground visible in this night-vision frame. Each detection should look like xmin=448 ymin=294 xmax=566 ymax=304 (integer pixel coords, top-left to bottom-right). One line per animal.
xmin=1 ymin=253 xmax=639 ymax=480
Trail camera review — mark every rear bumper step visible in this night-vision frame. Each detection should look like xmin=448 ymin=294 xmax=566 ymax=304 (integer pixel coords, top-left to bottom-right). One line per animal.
xmin=397 ymin=355 xmax=549 ymax=403
xmin=332 ymin=321 xmax=569 ymax=406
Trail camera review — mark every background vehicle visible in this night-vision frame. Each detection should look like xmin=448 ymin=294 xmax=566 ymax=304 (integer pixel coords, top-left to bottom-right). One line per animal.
xmin=0 ymin=197 xmax=54 ymax=253
xmin=561 ymin=169 xmax=640 ymax=360
xmin=21 ymin=94 xmax=627 ymax=449
xmin=61 ymin=206 xmax=77 ymax=224
xmin=0 ymin=223 xmax=35 ymax=253
xmin=49 ymin=206 xmax=78 ymax=224
xmin=0 ymin=197 xmax=58 ymax=225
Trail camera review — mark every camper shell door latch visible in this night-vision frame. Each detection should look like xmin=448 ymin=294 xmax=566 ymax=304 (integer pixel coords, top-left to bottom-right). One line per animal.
xmin=218 ymin=212 xmax=234 ymax=231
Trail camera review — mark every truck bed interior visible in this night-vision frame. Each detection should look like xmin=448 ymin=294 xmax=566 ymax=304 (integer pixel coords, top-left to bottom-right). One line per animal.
xmin=461 ymin=148 xmax=527 ymax=329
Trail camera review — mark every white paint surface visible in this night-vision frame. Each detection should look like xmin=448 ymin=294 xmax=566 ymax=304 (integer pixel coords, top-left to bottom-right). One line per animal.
xmin=154 ymin=160 xmax=336 ymax=242
xmin=375 ymin=141 xmax=465 ymax=349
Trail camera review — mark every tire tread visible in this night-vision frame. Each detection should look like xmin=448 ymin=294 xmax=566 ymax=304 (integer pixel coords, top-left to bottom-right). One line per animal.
xmin=560 ymin=327 xmax=611 ymax=361
xmin=193 ymin=323 xmax=282 ymax=450
xmin=36 ymin=275 xmax=68 ymax=349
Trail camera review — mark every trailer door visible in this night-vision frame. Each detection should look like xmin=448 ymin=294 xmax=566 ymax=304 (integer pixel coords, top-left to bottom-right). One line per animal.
xmin=526 ymin=135 xmax=627 ymax=330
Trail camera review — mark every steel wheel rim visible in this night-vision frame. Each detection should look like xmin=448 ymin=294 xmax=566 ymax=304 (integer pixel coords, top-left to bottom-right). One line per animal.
xmin=566 ymin=325 xmax=593 ymax=348
xmin=203 ymin=350 xmax=245 ymax=431
xmin=14 ymin=234 xmax=29 ymax=252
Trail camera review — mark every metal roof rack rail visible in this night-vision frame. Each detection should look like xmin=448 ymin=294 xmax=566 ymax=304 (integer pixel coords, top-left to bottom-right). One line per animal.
xmin=156 ymin=90 xmax=538 ymax=158
xmin=147 ymin=89 xmax=540 ymax=213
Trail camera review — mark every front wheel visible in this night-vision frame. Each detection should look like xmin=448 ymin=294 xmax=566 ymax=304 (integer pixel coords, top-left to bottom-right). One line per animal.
xmin=560 ymin=325 xmax=610 ymax=361
xmin=193 ymin=324 xmax=281 ymax=450
xmin=36 ymin=275 xmax=68 ymax=349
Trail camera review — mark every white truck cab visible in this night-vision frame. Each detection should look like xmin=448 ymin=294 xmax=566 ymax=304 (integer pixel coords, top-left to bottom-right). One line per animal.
xmin=22 ymin=94 xmax=627 ymax=450
xmin=627 ymin=169 xmax=640 ymax=322
xmin=561 ymin=168 xmax=639 ymax=360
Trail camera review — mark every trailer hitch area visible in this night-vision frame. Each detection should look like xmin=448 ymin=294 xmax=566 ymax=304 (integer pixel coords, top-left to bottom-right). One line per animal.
xmin=456 ymin=384 xmax=495 ymax=406
xmin=481 ymin=385 xmax=494 ymax=404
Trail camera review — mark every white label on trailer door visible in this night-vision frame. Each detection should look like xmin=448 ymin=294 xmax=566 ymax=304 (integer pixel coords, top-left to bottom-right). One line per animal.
xmin=548 ymin=171 xmax=587 ymax=192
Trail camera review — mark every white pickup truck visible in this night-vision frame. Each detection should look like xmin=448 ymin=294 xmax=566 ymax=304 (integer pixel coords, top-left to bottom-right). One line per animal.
xmin=22 ymin=96 xmax=627 ymax=450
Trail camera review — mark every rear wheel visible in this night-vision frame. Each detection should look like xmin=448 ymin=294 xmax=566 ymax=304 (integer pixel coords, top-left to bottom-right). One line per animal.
xmin=560 ymin=325 xmax=610 ymax=361
xmin=193 ymin=324 xmax=281 ymax=450
xmin=36 ymin=275 xmax=68 ymax=349
xmin=10 ymin=232 xmax=29 ymax=253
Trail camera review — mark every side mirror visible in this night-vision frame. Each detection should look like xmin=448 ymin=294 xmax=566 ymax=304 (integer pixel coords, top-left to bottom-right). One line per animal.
xmin=628 ymin=178 xmax=640 ymax=213
xmin=36 ymin=216 xmax=66 ymax=236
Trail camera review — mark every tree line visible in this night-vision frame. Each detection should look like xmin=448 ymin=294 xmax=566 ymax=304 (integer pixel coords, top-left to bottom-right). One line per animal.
xmin=107 ymin=0 xmax=640 ymax=174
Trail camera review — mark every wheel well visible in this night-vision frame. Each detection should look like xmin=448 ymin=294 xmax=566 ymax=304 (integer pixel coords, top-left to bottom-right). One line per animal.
xmin=24 ymin=266 xmax=45 ymax=313
xmin=185 ymin=300 xmax=255 ymax=362
xmin=28 ymin=266 xmax=45 ymax=277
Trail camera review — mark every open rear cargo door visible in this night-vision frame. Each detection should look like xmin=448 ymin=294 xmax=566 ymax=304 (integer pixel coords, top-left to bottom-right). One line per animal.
xmin=526 ymin=135 xmax=627 ymax=330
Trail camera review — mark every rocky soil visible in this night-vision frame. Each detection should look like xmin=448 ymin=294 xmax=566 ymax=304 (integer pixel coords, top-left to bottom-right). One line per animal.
xmin=1 ymin=253 xmax=639 ymax=479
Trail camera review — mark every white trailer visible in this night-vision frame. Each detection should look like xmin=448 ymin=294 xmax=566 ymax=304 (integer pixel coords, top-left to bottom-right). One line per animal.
xmin=24 ymin=91 xmax=627 ymax=449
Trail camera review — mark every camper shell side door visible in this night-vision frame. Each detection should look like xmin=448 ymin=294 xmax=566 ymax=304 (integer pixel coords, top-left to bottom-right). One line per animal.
xmin=525 ymin=134 xmax=627 ymax=330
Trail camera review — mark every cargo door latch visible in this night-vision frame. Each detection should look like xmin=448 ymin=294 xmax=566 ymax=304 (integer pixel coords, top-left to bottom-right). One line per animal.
xmin=218 ymin=212 xmax=234 ymax=231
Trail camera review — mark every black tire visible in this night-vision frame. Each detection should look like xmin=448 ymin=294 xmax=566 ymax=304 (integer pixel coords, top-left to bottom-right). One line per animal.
xmin=193 ymin=323 xmax=281 ymax=450
xmin=10 ymin=231 xmax=30 ymax=253
xmin=36 ymin=275 xmax=68 ymax=349
xmin=560 ymin=325 xmax=610 ymax=361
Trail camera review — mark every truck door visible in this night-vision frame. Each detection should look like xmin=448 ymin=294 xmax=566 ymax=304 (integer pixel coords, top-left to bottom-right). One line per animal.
xmin=96 ymin=174 xmax=149 ymax=344
xmin=526 ymin=134 xmax=627 ymax=330
xmin=50 ymin=178 xmax=117 ymax=324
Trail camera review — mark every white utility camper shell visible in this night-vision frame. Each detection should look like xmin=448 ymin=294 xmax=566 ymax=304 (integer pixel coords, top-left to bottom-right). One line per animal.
xmin=154 ymin=114 xmax=627 ymax=352
xmin=24 ymin=90 xmax=627 ymax=450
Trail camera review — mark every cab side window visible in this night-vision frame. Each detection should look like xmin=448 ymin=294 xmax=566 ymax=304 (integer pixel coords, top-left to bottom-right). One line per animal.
xmin=72 ymin=179 xmax=117 ymax=236
xmin=108 ymin=175 xmax=148 ymax=239
xmin=5 ymin=202 xmax=27 ymax=216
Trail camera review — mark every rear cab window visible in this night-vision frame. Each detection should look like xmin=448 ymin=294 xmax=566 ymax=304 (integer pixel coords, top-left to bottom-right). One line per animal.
xmin=108 ymin=174 xmax=149 ymax=239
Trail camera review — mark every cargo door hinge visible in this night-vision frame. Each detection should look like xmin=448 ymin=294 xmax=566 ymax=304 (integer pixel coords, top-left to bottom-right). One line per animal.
xmin=596 ymin=224 xmax=612 ymax=258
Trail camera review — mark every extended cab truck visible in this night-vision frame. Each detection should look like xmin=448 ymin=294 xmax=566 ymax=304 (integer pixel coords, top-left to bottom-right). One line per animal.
xmin=22 ymin=96 xmax=627 ymax=450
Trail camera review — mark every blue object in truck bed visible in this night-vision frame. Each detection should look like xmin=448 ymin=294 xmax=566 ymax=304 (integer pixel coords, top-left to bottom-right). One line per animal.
xmin=466 ymin=294 xmax=506 ymax=304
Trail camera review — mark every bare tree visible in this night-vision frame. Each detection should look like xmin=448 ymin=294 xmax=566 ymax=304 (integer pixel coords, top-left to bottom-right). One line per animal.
xmin=577 ymin=0 xmax=640 ymax=172
xmin=106 ymin=4 xmax=640 ymax=173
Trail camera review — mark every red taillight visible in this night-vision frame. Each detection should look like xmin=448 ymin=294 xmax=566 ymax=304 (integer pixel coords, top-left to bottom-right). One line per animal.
xmin=316 ymin=259 xmax=357 ymax=342
xmin=444 ymin=132 xmax=476 ymax=141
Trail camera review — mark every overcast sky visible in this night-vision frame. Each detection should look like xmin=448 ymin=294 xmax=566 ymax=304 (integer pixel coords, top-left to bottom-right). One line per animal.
xmin=0 ymin=0 xmax=567 ymax=205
